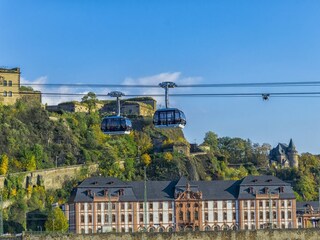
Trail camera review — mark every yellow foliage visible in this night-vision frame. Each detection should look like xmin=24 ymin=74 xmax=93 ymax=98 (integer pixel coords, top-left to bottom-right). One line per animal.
xmin=0 ymin=154 xmax=9 ymax=175
xmin=164 ymin=152 xmax=173 ymax=162
xmin=27 ymin=185 xmax=33 ymax=196
xmin=10 ymin=188 xmax=17 ymax=197
xmin=141 ymin=153 xmax=151 ymax=166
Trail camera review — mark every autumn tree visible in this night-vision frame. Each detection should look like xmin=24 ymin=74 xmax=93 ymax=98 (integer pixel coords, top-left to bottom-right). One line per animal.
xmin=141 ymin=153 xmax=151 ymax=166
xmin=0 ymin=154 xmax=9 ymax=175
xmin=45 ymin=207 xmax=68 ymax=232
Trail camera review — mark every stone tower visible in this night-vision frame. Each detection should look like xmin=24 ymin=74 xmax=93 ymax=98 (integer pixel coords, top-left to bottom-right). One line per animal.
xmin=287 ymin=139 xmax=299 ymax=168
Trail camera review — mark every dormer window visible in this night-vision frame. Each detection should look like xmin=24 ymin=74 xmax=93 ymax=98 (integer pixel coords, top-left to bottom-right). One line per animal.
xmin=264 ymin=187 xmax=269 ymax=194
xmin=279 ymin=186 xmax=284 ymax=193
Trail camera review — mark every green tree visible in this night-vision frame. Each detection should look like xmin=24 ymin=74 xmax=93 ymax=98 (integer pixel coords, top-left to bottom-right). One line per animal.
xmin=81 ymin=92 xmax=98 ymax=113
xmin=0 ymin=154 xmax=9 ymax=175
xmin=203 ymin=131 xmax=219 ymax=153
xmin=26 ymin=155 xmax=37 ymax=171
xmin=45 ymin=207 xmax=68 ymax=232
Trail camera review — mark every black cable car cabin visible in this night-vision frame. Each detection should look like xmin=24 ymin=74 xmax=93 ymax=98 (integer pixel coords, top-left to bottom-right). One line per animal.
xmin=153 ymin=108 xmax=186 ymax=129
xmin=101 ymin=116 xmax=132 ymax=135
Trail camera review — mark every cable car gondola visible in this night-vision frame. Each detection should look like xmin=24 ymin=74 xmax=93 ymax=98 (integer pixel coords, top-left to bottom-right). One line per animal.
xmin=100 ymin=91 xmax=133 ymax=135
xmin=153 ymin=108 xmax=186 ymax=129
xmin=153 ymin=82 xmax=186 ymax=129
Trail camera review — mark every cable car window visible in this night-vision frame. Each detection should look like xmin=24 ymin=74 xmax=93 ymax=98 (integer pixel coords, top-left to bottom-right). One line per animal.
xmin=160 ymin=112 xmax=166 ymax=124
xmin=167 ymin=111 xmax=174 ymax=124
xmin=175 ymin=111 xmax=180 ymax=121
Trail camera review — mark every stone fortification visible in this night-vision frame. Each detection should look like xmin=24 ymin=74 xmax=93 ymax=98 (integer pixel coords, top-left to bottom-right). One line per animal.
xmin=22 ymin=228 xmax=320 ymax=240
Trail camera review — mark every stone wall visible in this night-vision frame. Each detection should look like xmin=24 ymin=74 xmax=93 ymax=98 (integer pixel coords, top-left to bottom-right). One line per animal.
xmin=22 ymin=228 xmax=320 ymax=240
xmin=0 ymin=164 xmax=98 ymax=190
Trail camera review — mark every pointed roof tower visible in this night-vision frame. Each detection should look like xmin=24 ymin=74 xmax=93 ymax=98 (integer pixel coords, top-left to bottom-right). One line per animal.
xmin=288 ymin=139 xmax=297 ymax=152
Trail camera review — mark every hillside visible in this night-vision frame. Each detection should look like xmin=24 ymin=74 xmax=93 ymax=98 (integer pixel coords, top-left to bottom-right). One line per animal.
xmin=0 ymin=98 xmax=320 ymax=233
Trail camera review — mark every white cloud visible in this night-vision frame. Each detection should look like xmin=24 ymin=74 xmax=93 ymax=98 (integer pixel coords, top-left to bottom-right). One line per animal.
xmin=20 ymin=72 xmax=201 ymax=106
xmin=122 ymin=72 xmax=202 ymax=107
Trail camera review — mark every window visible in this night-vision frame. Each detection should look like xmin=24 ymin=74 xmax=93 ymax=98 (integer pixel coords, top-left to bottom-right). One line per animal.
xmin=179 ymin=211 xmax=183 ymax=220
xmin=8 ymin=80 xmax=12 ymax=86
xmin=251 ymin=224 xmax=256 ymax=230
xmin=121 ymin=214 xmax=125 ymax=222
xmin=281 ymin=201 xmax=285 ymax=207
xmin=3 ymin=91 xmax=7 ymax=97
xmin=159 ymin=213 xmax=163 ymax=222
xmin=250 ymin=201 xmax=255 ymax=208
xmin=121 ymin=203 xmax=125 ymax=210
xmin=98 ymin=214 xmax=101 ymax=223
xmin=223 ymin=201 xmax=227 ymax=208
xmin=8 ymin=91 xmax=12 ymax=97
xmin=273 ymin=211 xmax=277 ymax=220
xmin=3 ymin=80 xmax=7 ymax=86
xmin=169 ymin=202 xmax=173 ymax=209
xmin=288 ymin=200 xmax=292 ymax=207
xmin=80 ymin=204 xmax=84 ymax=211
xmin=81 ymin=215 xmax=85 ymax=223
xmin=251 ymin=211 xmax=255 ymax=220
xmin=288 ymin=211 xmax=292 ymax=219
xmin=112 ymin=214 xmax=116 ymax=223
xmin=266 ymin=211 xmax=270 ymax=219
xmin=139 ymin=214 xmax=143 ymax=222
xmin=259 ymin=201 xmax=263 ymax=207
xmin=112 ymin=203 xmax=116 ymax=210
xmin=259 ymin=211 xmax=263 ymax=220
xmin=169 ymin=213 xmax=173 ymax=222
xmin=105 ymin=214 xmax=109 ymax=223
xmin=195 ymin=211 xmax=199 ymax=220
xmin=244 ymin=212 xmax=248 ymax=220
xmin=97 ymin=203 xmax=101 ymax=210
xmin=187 ymin=203 xmax=190 ymax=208
xmin=232 ymin=201 xmax=236 ymax=208
xmin=214 ymin=201 xmax=217 ymax=208
xmin=272 ymin=200 xmax=277 ymax=207
xmin=87 ymin=203 xmax=92 ymax=211
xmin=282 ymin=223 xmax=286 ymax=229
xmin=266 ymin=201 xmax=269 ymax=207
xmin=205 ymin=202 xmax=208 ymax=209
xmin=223 ymin=212 xmax=227 ymax=221
xmin=159 ymin=202 xmax=163 ymax=209
xmin=128 ymin=203 xmax=132 ymax=209
xmin=214 ymin=212 xmax=218 ymax=220
xmin=149 ymin=203 xmax=153 ymax=209
xmin=88 ymin=214 xmax=92 ymax=223
xmin=140 ymin=203 xmax=143 ymax=209
xmin=105 ymin=203 xmax=108 ymax=210
xmin=128 ymin=214 xmax=132 ymax=222
xmin=149 ymin=213 xmax=153 ymax=222
xmin=281 ymin=211 xmax=285 ymax=219
xmin=233 ymin=212 xmax=236 ymax=220
xmin=204 ymin=212 xmax=208 ymax=221
xmin=187 ymin=211 xmax=191 ymax=222
xmin=244 ymin=201 xmax=248 ymax=208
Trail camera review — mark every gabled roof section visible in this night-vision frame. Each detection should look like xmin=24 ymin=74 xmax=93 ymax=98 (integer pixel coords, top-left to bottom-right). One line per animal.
xmin=78 ymin=176 xmax=128 ymax=188
xmin=239 ymin=175 xmax=290 ymax=186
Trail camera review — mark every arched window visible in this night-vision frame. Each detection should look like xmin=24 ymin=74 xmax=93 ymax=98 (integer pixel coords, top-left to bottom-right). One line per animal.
xmin=149 ymin=226 xmax=156 ymax=232
xmin=288 ymin=211 xmax=292 ymax=219
xmin=213 ymin=225 xmax=220 ymax=231
xmin=8 ymin=91 xmax=12 ymax=97
xmin=159 ymin=226 xmax=165 ymax=232
xmin=204 ymin=225 xmax=211 ymax=231
xmin=222 ymin=224 xmax=229 ymax=231
xmin=8 ymin=80 xmax=12 ymax=86
xmin=3 ymin=80 xmax=7 ymax=86
xmin=3 ymin=91 xmax=7 ymax=96
xmin=167 ymin=226 xmax=174 ymax=232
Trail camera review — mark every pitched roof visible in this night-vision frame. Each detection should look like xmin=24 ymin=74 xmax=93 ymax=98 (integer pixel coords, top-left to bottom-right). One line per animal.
xmin=69 ymin=175 xmax=295 ymax=203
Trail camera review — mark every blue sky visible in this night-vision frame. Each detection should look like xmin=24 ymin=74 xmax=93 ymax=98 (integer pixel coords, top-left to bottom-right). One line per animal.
xmin=1 ymin=1 xmax=320 ymax=153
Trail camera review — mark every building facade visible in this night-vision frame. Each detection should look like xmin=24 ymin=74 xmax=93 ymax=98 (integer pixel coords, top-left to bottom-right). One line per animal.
xmin=296 ymin=201 xmax=320 ymax=228
xmin=0 ymin=67 xmax=42 ymax=105
xmin=0 ymin=67 xmax=21 ymax=105
xmin=65 ymin=175 xmax=296 ymax=233
xmin=269 ymin=139 xmax=299 ymax=168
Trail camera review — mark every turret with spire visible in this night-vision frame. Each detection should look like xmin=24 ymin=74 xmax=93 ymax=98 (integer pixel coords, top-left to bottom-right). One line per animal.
xmin=287 ymin=139 xmax=299 ymax=168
